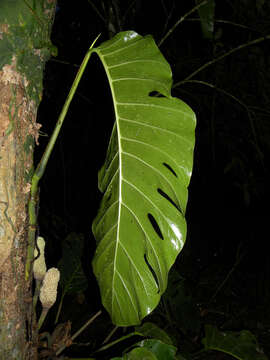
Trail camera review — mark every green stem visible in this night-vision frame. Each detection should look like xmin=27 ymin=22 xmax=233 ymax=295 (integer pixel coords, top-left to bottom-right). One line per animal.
xmin=102 ymin=325 xmax=119 ymax=344
xmin=54 ymin=292 xmax=65 ymax=324
xmin=95 ymin=331 xmax=143 ymax=354
xmin=33 ymin=278 xmax=42 ymax=310
xmin=25 ymin=34 xmax=101 ymax=281
xmin=35 ymin=33 xmax=101 ymax=180
xmin=38 ymin=307 xmax=49 ymax=330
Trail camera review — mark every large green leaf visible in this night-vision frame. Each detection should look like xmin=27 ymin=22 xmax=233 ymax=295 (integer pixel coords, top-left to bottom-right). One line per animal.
xmin=92 ymin=31 xmax=196 ymax=326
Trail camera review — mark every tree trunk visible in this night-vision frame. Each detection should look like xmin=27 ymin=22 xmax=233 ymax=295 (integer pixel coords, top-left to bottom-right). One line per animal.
xmin=0 ymin=1 xmax=56 ymax=358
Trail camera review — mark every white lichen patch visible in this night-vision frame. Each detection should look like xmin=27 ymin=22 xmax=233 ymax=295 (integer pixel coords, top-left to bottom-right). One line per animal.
xmin=0 ymin=226 xmax=5 ymax=237
xmin=1 ymin=58 xmax=21 ymax=85
xmin=23 ymin=183 xmax=31 ymax=194
xmin=21 ymin=98 xmax=42 ymax=144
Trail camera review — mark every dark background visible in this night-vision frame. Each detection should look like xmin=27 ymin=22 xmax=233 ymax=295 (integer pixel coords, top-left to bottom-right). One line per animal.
xmin=36 ymin=0 xmax=270 ymax=358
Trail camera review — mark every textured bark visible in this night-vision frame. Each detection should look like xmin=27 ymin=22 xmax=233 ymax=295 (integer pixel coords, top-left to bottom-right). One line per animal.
xmin=0 ymin=1 xmax=56 ymax=358
xmin=0 ymin=62 xmax=37 ymax=357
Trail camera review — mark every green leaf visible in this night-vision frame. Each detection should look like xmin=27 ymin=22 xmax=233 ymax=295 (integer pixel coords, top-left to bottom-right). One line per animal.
xmin=176 ymin=355 xmax=190 ymax=360
xmin=92 ymin=31 xmax=196 ymax=326
xmin=135 ymin=322 xmax=174 ymax=345
xmin=135 ymin=339 xmax=177 ymax=360
xmin=196 ymin=0 xmax=215 ymax=40
xmin=202 ymin=325 xmax=267 ymax=360
xmin=162 ymin=273 xmax=201 ymax=335
xmin=124 ymin=347 xmax=157 ymax=360
xmin=111 ymin=339 xmax=177 ymax=360
xmin=58 ymin=232 xmax=88 ymax=295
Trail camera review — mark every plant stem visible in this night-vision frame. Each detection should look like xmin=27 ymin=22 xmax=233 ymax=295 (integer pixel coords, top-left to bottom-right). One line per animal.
xmin=35 ymin=33 xmax=101 ymax=181
xmin=55 ymin=310 xmax=102 ymax=356
xmin=174 ymin=34 xmax=270 ymax=87
xmin=209 ymin=245 xmax=245 ymax=303
xmin=176 ymin=80 xmax=264 ymax=166
xmin=54 ymin=292 xmax=65 ymax=324
xmin=38 ymin=307 xmax=49 ymax=330
xmin=95 ymin=331 xmax=143 ymax=353
xmin=158 ymin=0 xmax=210 ymax=47
xmin=102 ymin=325 xmax=119 ymax=344
xmin=33 ymin=279 xmax=42 ymax=310
xmin=87 ymin=0 xmax=106 ymax=24
xmin=25 ymin=34 xmax=101 ymax=281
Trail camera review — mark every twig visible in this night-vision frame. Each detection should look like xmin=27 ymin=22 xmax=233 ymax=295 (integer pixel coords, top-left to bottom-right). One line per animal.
xmin=55 ymin=310 xmax=102 ymax=356
xmin=160 ymin=0 xmax=175 ymax=38
xmin=174 ymin=80 xmax=264 ymax=166
xmin=95 ymin=331 xmax=143 ymax=353
xmin=209 ymin=243 xmax=245 ymax=303
xmin=122 ymin=0 xmax=136 ymax=25
xmin=87 ymin=0 xmax=106 ymax=24
xmin=102 ymin=325 xmax=119 ymax=344
xmin=186 ymin=18 xmax=262 ymax=33
xmin=158 ymin=0 xmax=210 ymax=47
xmin=174 ymin=34 xmax=270 ymax=87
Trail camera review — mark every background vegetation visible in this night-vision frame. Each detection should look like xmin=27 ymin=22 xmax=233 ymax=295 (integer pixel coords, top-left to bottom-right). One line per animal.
xmin=35 ymin=0 xmax=270 ymax=358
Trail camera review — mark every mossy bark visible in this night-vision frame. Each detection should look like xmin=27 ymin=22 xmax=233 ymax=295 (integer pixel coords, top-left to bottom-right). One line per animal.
xmin=0 ymin=1 xmax=56 ymax=358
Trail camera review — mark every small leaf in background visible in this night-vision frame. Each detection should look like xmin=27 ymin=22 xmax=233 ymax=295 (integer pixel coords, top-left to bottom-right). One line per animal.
xmin=56 ymin=233 xmax=88 ymax=322
xmin=58 ymin=232 xmax=88 ymax=295
xmin=202 ymin=324 xmax=268 ymax=360
xmin=196 ymin=0 xmax=215 ymax=40
xmin=125 ymin=347 xmax=157 ymax=359
xmin=109 ymin=348 xmax=158 ymax=360
xmin=175 ymin=355 xmax=190 ymax=360
xmin=135 ymin=339 xmax=177 ymax=360
xmin=163 ymin=271 xmax=201 ymax=335
xmin=135 ymin=322 xmax=174 ymax=345
xmin=256 ymin=0 xmax=265 ymax=13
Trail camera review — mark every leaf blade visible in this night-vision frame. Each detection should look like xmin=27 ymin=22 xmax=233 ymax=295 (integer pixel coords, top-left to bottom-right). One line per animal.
xmin=202 ymin=325 xmax=267 ymax=360
xmin=92 ymin=31 xmax=196 ymax=326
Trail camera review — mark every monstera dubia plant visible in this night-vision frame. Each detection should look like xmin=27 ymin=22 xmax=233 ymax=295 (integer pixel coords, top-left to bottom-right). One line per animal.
xmin=27 ymin=30 xmax=196 ymax=328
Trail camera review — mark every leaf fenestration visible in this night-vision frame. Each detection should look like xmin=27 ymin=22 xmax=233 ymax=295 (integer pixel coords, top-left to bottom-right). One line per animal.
xmin=92 ymin=31 xmax=196 ymax=326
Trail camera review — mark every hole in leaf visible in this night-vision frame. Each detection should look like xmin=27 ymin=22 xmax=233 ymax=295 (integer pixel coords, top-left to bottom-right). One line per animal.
xmin=148 ymin=91 xmax=166 ymax=98
xmin=144 ymin=254 xmax=160 ymax=292
xmin=157 ymin=188 xmax=182 ymax=214
xmin=148 ymin=213 xmax=164 ymax=240
xmin=163 ymin=162 xmax=178 ymax=177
